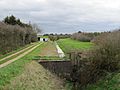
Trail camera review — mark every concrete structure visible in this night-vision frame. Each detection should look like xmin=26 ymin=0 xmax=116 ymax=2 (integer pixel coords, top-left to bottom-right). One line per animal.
xmin=55 ymin=42 xmax=65 ymax=58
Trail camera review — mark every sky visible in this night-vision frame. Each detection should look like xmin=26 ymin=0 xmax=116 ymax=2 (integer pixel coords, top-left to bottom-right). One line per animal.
xmin=0 ymin=0 xmax=120 ymax=34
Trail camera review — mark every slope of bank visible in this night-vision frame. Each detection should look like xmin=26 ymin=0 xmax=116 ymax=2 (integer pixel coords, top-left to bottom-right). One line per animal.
xmin=86 ymin=72 xmax=120 ymax=90
xmin=3 ymin=61 xmax=66 ymax=90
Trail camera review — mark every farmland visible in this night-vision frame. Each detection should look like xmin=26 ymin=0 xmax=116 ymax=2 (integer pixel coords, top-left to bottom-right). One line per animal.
xmin=57 ymin=38 xmax=93 ymax=53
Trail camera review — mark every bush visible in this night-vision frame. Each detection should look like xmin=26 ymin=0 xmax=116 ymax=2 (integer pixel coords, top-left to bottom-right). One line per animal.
xmin=71 ymin=32 xmax=100 ymax=42
xmin=0 ymin=22 xmax=37 ymax=54
xmin=49 ymin=35 xmax=59 ymax=41
xmin=84 ymin=31 xmax=120 ymax=85
xmin=91 ymin=31 xmax=120 ymax=71
xmin=69 ymin=30 xmax=120 ymax=89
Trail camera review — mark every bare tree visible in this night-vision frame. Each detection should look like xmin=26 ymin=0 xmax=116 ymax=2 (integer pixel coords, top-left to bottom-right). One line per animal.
xmin=0 ymin=22 xmax=38 ymax=54
xmin=32 ymin=24 xmax=42 ymax=34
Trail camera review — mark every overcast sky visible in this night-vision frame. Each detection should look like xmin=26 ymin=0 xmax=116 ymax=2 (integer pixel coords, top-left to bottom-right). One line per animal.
xmin=0 ymin=0 xmax=120 ymax=34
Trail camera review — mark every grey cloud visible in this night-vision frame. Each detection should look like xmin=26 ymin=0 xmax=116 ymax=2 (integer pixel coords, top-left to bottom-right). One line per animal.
xmin=0 ymin=0 xmax=120 ymax=33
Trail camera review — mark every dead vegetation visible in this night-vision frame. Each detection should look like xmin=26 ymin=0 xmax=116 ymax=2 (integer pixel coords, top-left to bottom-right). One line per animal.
xmin=3 ymin=61 xmax=65 ymax=90
xmin=68 ymin=30 xmax=120 ymax=89
xmin=71 ymin=32 xmax=100 ymax=42
xmin=0 ymin=22 xmax=37 ymax=55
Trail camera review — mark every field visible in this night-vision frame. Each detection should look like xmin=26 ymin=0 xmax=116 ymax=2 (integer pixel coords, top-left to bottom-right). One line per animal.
xmin=57 ymin=38 xmax=93 ymax=53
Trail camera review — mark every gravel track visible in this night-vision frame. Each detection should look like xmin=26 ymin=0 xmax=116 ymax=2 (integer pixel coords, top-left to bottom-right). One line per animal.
xmin=0 ymin=43 xmax=42 ymax=68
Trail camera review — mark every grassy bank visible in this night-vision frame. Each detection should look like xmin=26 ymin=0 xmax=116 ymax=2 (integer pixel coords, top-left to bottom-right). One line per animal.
xmin=0 ymin=42 xmax=44 ymax=89
xmin=86 ymin=72 xmax=120 ymax=90
xmin=0 ymin=43 xmax=34 ymax=59
xmin=3 ymin=61 xmax=65 ymax=90
xmin=57 ymin=38 xmax=93 ymax=53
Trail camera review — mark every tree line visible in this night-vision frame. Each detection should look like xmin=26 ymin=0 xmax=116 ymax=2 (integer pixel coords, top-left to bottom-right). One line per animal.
xmin=43 ymin=33 xmax=71 ymax=42
xmin=3 ymin=15 xmax=31 ymax=27
xmin=71 ymin=31 xmax=101 ymax=42
xmin=0 ymin=15 xmax=39 ymax=55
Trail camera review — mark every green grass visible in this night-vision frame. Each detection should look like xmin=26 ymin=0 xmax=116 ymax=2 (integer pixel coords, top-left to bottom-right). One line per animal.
xmin=65 ymin=81 xmax=73 ymax=90
xmin=57 ymin=38 xmax=93 ymax=53
xmin=86 ymin=72 xmax=120 ymax=90
xmin=34 ymin=56 xmax=62 ymax=60
xmin=0 ymin=42 xmax=44 ymax=89
xmin=42 ymin=36 xmax=48 ymax=38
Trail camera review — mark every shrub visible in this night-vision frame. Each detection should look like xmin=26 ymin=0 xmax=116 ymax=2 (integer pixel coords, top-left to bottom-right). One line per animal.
xmin=91 ymin=31 xmax=120 ymax=71
xmin=49 ymin=35 xmax=59 ymax=41
xmin=0 ymin=22 xmax=37 ymax=54
xmin=71 ymin=32 xmax=100 ymax=42
xmin=84 ymin=31 xmax=120 ymax=85
xmin=69 ymin=30 xmax=120 ymax=89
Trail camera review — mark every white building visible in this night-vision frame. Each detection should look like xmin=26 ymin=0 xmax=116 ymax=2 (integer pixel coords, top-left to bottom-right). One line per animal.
xmin=38 ymin=37 xmax=48 ymax=42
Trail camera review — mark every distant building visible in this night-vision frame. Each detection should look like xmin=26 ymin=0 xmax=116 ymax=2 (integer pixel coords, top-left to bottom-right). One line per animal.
xmin=38 ymin=37 xmax=48 ymax=42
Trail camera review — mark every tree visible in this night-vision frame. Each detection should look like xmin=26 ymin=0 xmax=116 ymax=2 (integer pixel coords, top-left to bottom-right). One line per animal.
xmin=4 ymin=16 xmax=9 ymax=24
xmin=49 ymin=35 xmax=59 ymax=42
xmin=78 ymin=31 xmax=82 ymax=33
xmin=9 ymin=15 xmax=16 ymax=25
xmin=16 ymin=19 xmax=22 ymax=26
xmin=32 ymin=24 xmax=42 ymax=34
xmin=3 ymin=15 xmax=17 ymax=25
xmin=3 ymin=15 xmax=31 ymax=27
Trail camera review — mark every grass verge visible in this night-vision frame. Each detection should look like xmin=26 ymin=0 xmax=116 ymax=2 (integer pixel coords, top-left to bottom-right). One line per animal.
xmin=34 ymin=56 xmax=62 ymax=60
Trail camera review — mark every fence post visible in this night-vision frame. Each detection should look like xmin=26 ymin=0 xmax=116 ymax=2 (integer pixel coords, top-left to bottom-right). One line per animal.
xmin=68 ymin=51 xmax=83 ymax=90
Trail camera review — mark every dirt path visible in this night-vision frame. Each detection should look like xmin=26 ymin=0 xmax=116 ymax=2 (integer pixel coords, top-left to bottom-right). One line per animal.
xmin=0 ymin=44 xmax=35 ymax=62
xmin=39 ymin=42 xmax=58 ymax=57
xmin=0 ymin=43 xmax=42 ymax=68
xmin=3 ymin=61 xmax=66 ymax=90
